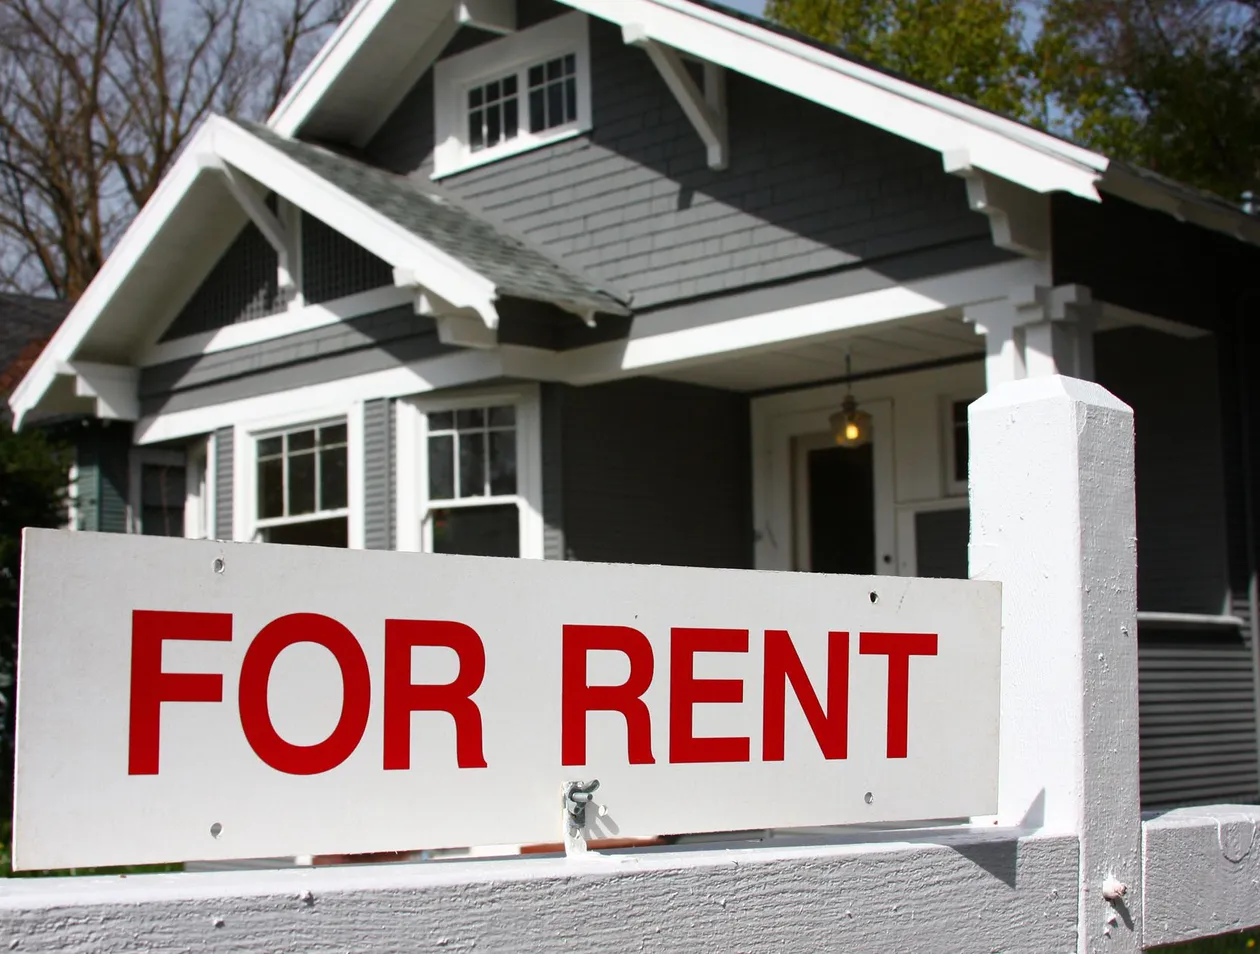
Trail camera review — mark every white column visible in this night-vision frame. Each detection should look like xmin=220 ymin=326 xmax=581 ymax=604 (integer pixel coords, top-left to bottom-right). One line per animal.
xmin=969 ymin=376 xmax=1141 ymax=954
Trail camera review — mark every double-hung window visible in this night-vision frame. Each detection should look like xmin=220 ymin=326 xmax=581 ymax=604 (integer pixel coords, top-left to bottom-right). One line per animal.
xmin=398 ymin=389 xmax=543 ymax=558
xmin=426 ymin=405 xmax=520 ymax=557
xmin=255 ymin=421 xmax=349 ymax=547
xmin=433 ymin=12 xmax=591 ymax=177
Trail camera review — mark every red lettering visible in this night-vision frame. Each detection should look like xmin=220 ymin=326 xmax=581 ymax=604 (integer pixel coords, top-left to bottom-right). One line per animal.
xmin=383 ymin=620 xmax=487 ymax=770
xmin=128 ymin=610 xmax=232 ymax=775
xmin=562 ymin=625 xmax=655 ymax=766
xmin=238 ymin=613 xmax=370 ymax=775
xmin=859 ymin=632 xmax=938 ymax=758
xmin=762 ymin=630 xmax=849 ymax=761
xmin=669 ymin=628 xmax=750 ymax=763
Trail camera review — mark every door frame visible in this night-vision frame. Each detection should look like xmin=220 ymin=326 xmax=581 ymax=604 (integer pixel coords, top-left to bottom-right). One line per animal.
xmin=752 ymin=393 xmax=896 ymax=574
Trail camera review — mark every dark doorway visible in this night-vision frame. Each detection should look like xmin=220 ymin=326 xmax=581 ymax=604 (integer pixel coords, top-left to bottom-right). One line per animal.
xmin=806 ymin=443 xmax=876 ymax=574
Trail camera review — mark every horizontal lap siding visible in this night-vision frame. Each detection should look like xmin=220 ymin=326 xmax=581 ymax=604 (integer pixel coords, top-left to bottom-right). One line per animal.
xmin=547 ymin=378 xmax=751 ymax=568
xmin=366 ymin=17 xmax=990 ymax=311
xmin=215 ymin=427 xmax=234 ymax=540
xmin=1138 ymin=628 xmax=1259 ymax=807
xmin=139 ymin=307 xmax=450 ymax=415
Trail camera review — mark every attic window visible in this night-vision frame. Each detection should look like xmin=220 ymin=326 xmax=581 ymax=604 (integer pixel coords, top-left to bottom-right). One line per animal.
xmin=434 ymin=12 xmax=591 ymax=178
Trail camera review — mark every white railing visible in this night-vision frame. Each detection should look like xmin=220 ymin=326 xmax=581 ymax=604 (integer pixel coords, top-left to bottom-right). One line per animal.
xmin=1 ymin=375 xmax=1257 ymax=953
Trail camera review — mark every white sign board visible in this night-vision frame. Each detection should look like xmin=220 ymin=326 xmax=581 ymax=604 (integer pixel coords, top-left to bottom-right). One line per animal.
xmin=14 ymin=530 xmax=1001 ymax=870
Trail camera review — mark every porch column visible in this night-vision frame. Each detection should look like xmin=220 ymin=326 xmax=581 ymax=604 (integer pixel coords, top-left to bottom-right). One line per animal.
xmin=965 ymin=284 xmax=1098 ymax=389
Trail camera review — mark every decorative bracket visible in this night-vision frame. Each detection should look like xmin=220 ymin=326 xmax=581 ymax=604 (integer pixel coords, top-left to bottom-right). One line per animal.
xmin=203 ymin=156 xmax=299 ymax=298
xmin=66 ymin=361 xmax=139 ymax=421
xmin=943 ymin=151 xmax=1049 ymax=259
xmin=456 ymin=0 xmax=515 ymax=34
xmin=623 ymin=24 xmax=727 ymax=170
xmin=393 ymin=267 xmax=501 ymax=344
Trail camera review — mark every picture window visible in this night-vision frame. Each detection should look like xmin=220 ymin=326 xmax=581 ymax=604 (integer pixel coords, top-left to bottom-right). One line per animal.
xmin=426 ymin=404 xmax=519 ymax=558
xmin=255 ymin=421 xmax=349 ymax=548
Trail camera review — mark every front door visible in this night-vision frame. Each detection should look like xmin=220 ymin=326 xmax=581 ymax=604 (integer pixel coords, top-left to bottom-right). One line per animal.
xmin=793 ymin=434 xmax=877 ymax=573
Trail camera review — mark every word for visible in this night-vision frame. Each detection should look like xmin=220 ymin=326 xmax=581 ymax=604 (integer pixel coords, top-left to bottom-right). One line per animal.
xmin=128 ymin=611 xmax=937 ymax=776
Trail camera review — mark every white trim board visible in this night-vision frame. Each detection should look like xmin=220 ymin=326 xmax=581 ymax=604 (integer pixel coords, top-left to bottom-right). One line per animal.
xmin=139 ymin=285 xmax=414 ymax=367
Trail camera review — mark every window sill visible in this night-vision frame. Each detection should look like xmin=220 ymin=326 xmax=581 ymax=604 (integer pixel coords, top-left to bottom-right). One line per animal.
xmin=430 ymin=126 xmax=587 ymax=181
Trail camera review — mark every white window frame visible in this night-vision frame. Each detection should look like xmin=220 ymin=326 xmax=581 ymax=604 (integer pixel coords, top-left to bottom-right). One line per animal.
xmin=234 ymin=403 xmax=365 ymax=548
xmin=396 ymin=384 xmax=544 ymax=559
xmin=942 ymin=394 xmax=978 ymax=497
xmin=433 ymin=12 xmax=592 ymax=179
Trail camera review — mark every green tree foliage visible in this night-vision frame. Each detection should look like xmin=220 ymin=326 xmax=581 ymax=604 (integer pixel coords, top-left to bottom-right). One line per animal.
xmin=765 ymin=0 xmax=1035 ymax=118
xmin=765 ymin=0 xmax=1260 ymax=200
xmin=0 ymin=421 xmax=67 ymax=681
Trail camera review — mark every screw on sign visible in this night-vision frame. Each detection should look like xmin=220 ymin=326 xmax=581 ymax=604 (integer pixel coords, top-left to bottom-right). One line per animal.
xmin=129 ymin=611 xmax=938 ymax=775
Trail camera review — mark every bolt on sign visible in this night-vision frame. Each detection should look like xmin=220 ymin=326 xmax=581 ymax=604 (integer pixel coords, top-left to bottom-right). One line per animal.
xmin=13 ymin=530 xmax=1001 ymax=870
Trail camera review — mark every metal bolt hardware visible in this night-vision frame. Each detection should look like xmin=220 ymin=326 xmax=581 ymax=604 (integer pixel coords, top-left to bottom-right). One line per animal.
xmin=564 ymin=779 xmax=600 ymax=829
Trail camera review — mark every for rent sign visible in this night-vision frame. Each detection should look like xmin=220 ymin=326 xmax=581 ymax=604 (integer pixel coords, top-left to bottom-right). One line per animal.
xmin=14 ymin=530 xmax=1001 ymax=870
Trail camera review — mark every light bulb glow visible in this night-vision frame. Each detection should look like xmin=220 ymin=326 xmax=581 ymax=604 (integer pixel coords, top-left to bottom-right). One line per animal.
xmin=844 ymin=421 xmax=861 ymax=441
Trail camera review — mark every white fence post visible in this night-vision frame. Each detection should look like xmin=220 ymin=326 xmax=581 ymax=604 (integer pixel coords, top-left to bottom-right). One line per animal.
xmin=969 ymin=375 xmax=1141 ymax=954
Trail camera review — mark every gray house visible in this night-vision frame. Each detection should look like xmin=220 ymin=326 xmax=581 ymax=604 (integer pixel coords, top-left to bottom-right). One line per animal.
xmin=10 ymin=0 xmax=1260 ymax=810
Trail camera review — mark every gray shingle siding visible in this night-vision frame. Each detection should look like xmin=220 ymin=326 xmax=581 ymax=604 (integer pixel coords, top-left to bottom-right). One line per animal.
xmin=75 ymin=422 xmax=132 ymax=533
xmin=1095 ymin=327 xmax=1229 ymax=615
xmin=364 ymin=398 xmax=396 ymax=550
xmin=545 ymin=378 xmax=751 ymax=568
xmin=215 ymin=427 xmax=234 ymax=540
xmin=366 ymin=16 xmax=990 ymax=310
xmin=140 ymin=307 xmax=451 ymax=416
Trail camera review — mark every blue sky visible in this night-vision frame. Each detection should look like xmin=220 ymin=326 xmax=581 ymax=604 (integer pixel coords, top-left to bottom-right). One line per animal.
xmin=722 ymin=0 xmax=768 ymax=14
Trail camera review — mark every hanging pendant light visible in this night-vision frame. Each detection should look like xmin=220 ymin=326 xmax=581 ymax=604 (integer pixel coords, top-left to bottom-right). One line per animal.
xmin=829 ymin=352 xmax=872 ymax=448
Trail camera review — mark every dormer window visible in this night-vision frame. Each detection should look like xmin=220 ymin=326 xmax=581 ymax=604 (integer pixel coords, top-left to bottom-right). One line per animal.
xmin=434 ymin=12 xmax=591 ymax=178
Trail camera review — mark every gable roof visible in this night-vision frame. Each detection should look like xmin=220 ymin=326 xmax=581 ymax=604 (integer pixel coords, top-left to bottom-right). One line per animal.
xmin=271 ymin=0 xmax=1258 ymax=246
xmin=240 ymin=122 xmax=626 ymax=316
xmin=8 ymin=115 xmax=627 ymax=427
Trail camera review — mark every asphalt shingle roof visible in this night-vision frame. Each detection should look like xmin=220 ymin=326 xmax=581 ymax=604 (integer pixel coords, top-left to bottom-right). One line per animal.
xmin=237 ymin=120 xmax=630 ymax=317
xmin=0 ymin=294 xmax=70 ymax=397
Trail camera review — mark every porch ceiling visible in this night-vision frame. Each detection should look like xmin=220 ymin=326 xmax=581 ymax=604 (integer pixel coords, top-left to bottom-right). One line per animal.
xmin=657 ymin=312 xmax=983 ymax=392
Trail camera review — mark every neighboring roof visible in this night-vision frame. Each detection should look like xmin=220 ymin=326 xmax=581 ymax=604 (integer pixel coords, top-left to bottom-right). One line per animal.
xmin=238 ymin=121 xmax=627 ymax=316
xmin=0 ymin=294 xmax=70 ymax=397
xmin=270 ymin=0 xmax=1259 ymax=245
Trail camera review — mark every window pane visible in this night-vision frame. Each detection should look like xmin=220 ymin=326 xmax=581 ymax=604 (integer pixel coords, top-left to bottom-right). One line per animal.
xmin=432 ymin=504 xmax=519 ymax=557
xmin=289 ymin=452 xmax=316 ymax=515
xmin=320 ymin=423 xmax=347 ymax=446
xmin=469 ymin=87 xmax=483 ymax=108
xmin=288 ymin=429 xmax=315 ymax=452
xmin=504 ymin=97 xmax=519 ymax=139
xmin=564 ymin=53 xmax=575 ymax=75
xmin=487 ymin=102 xmax=501 ymax=147
xmin=258 ymin=457 xmax=284 ymax=518
xmin=321 ymin=447 xmax=348 ymax=510
xmin=547 ymin=81 xmax=563 ymax=128
xmin=528 ymin=64 xmax=544 ymax=88
xmin=529 ymin=88 xmax=545 ymax=132
xmin=429 ymin=411 xmax=454 ymax=431
xmin=489 ymin=430 xmax=516 ymax=496
xmin=469 ymin=110 xmax=484 ymax=150
xmin=565 ymin=76 xmax=577 ymax=122
xmin=258 ymin=436 xmax=283 ymax=459
xmin=456 ymin=408 xmax=485 ymax=429
xmin=504 ymin=74 xmax=517 ymax=96
xmin=486 ymin=79 xmax=500 ymax=101
xmin=460 ymin=431 xmax=486 ymax=497
xmin=141 ymin=464 xmax=185 ymax=537
xmin=263 ymin=517 xmax=348 ymax=549
xmin=428 ymin=434 xmax=454 ymax=499
xmin=488 ymin=405 xmax=515 ymax=427
xmin=546 ymin=57 xmax=562 ymax=80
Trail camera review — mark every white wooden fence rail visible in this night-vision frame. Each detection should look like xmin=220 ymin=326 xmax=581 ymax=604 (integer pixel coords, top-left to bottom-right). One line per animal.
xmin=1 ymin=375 xmax=1257 ymax=953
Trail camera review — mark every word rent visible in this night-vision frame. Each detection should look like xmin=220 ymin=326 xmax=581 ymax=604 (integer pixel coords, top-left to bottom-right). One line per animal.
xmin=129 ymin=610 xmax=938 ymax=775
